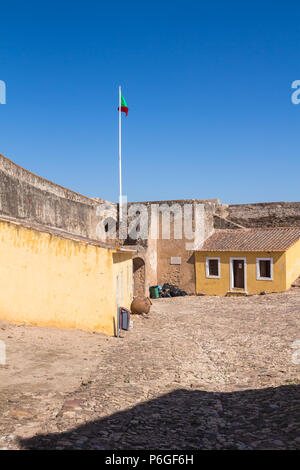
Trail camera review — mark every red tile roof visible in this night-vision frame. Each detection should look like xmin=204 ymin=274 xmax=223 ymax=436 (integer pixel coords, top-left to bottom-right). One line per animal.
xmin=197 ymin=227 xmax=300 ymax=252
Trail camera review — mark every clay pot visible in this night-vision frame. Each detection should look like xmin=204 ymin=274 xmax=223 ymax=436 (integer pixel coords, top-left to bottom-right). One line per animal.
xmin=130 ymin=296 xmax=152 ymax=315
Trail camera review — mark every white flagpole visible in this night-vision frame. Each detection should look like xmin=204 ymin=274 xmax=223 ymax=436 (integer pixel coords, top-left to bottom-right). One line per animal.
xmin=118 ymin=85 xmax=122 ymax=222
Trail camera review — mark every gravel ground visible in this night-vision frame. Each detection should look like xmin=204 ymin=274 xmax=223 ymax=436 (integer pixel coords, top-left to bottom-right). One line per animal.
xmin=0 ymin=289 xmax=299 ymax=450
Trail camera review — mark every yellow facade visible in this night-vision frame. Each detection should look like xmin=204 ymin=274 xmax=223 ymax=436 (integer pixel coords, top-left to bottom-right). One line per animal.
xmin=0 ymin=219 xmax=133 ymax=335
xmin=112 ymin=251 xmax=134 ymax=313
xmin=285 ymin=239 xmax=300 ymax=289
xmin=195 ymin=243 xmax=300 ymax=296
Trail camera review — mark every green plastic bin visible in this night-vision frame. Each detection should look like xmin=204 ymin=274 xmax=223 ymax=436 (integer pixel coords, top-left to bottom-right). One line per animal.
xmin=149 ymin=285 xmax=159 ymax=299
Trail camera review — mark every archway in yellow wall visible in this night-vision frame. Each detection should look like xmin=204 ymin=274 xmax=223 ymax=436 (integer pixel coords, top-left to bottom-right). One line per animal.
xmin=133 ymin=257 xmax=145 ymax=297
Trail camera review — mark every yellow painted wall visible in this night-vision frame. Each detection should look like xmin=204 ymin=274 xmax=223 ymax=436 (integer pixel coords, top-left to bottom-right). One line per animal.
xmin=0 ymin=220 xmax=132 ymax=335
xmin=195 ymin=250 xmax=287 ymax=296
xmin=285 ymin=238 xmax=300 ymax=289
xmin=112 ymin=251 xmax=133 ymax=311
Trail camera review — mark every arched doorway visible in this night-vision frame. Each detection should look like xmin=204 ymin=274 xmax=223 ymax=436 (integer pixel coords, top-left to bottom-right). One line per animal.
xmin=133 ymin=257 xmax=145 ymax=297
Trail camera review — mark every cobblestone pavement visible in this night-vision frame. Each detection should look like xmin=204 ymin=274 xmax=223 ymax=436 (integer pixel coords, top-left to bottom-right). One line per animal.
xmin=0 ymin=289 xmax=299 ymax=450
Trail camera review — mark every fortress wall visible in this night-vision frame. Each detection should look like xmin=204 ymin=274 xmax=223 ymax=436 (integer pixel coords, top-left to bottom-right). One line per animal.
xmin=2 ymin=153 xmax=299 ymax=296
xmin=227 ymin=202 xmax=300 ymax=228
xmin=0 ymin=153 xmax=102 ymax=239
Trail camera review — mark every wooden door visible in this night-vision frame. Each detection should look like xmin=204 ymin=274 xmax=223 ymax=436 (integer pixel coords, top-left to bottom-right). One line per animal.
xmin=233 ymin=260 xmax=245 ymax=288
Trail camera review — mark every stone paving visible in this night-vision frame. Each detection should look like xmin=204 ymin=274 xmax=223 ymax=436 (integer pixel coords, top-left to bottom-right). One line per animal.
xmin=0 ymin=289 xmax=300 ymax=449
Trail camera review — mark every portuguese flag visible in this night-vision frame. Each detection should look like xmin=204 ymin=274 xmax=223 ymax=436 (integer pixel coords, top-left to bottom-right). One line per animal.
xmin=118 ymin=93 xmax=128 ymax=116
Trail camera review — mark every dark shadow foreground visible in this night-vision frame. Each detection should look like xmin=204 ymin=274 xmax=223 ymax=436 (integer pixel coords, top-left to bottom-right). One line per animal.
xmin=19 ymin=385 xmax=300 ymax=450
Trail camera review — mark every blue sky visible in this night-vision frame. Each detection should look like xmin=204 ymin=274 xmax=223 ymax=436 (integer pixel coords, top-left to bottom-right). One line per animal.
xmin=0 ymin=1 xmax=299 ymax=204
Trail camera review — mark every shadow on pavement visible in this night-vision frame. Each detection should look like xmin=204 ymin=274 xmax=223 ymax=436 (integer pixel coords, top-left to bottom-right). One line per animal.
xmin=19 ymin=385 xmax=300 ymax=450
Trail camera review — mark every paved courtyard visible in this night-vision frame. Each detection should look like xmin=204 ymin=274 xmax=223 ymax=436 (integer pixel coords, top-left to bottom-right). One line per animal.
xmin=0 ymin=289 xmax=299 ymax=450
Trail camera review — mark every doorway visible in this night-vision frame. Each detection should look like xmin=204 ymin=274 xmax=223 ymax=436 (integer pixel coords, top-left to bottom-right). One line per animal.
xmin=133 ymin=257 xmax=145 ymax=296
xmin=230 ymin=258 xmax=246 ymax=290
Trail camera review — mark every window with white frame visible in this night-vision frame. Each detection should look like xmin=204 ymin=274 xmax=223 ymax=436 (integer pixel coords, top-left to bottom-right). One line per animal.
xmin=206 ymin=257 xmax=220 ymax=278
xmin=256 ymin=258 xmax=273 ymax=280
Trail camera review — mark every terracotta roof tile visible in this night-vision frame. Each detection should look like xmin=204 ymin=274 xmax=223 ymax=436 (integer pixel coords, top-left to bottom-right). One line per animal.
xmin=198 ymin=227 xmax=300 ymax=252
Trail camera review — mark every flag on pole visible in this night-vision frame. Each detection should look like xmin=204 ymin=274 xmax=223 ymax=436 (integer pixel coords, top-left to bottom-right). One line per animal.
xmin=118 ymin=93 xmax=128 ymax=116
